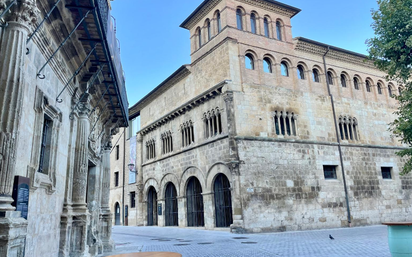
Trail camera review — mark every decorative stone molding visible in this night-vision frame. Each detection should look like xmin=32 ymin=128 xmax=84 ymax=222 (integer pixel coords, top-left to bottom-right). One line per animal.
xmin=236 ymin=0 xmax=299 ymax=18
xmin=0 ymin=0 xmax=39 ymax=28
xmin=180 ymin=0 xmax=220 ymax=30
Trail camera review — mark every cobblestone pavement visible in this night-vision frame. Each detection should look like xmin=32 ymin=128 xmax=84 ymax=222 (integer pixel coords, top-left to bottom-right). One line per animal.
xmin=102 ymin=225 xmax=391 ymax=257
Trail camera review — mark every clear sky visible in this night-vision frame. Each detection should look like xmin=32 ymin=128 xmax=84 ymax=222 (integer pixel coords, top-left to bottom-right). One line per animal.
xmin=110 ymin=0 xmax=379 ymax=107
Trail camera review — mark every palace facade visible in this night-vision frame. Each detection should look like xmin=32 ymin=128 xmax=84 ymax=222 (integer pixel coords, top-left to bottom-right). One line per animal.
xmin=123 ymin=0 xmax=411 ymax=233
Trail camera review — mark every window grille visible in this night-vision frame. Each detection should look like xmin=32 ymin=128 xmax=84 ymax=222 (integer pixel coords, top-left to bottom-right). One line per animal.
xmin=274 ymin=111 xmax=297 ymax=136
xmin=181 ymin=120 xmax=195 ymax=147
xmin=161 ymin=131 xmax=173 ymax=154
xmin=204 ymin=108 xmax=222 ymax=139
xmin=338 ymin=115 xmax=359 ymax=141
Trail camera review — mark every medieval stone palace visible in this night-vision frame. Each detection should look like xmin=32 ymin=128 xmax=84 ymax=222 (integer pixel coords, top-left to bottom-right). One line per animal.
xmin=115 ymin=0 xmax=412 ymax=233
xmin=0 ymin=0 xmax=127 ymax=256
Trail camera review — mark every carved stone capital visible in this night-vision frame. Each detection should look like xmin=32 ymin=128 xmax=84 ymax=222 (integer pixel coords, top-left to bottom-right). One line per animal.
xmin=76 ymin=101 xmax=91 ymax=117
xmin=0 ymin=0 xmax=39 ymax=28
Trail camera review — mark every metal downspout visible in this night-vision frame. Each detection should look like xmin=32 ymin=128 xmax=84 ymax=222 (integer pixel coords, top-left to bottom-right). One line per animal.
xmin=323 ymin=47 xmax=352 ymax=226
xmin=122 ymin=128 xmax=126 ymax=225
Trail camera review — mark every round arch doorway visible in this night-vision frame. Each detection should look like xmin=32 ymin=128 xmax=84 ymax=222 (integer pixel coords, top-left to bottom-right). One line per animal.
xmin=186 ymin=177 xmax=204 ymax=227
xmin=147 ymin=186 xmax=158 ymax=226
xmin=165 ymin=182 xmax=178 ymax=226
xmin=214 ymin=173 xmax=233 ymax=227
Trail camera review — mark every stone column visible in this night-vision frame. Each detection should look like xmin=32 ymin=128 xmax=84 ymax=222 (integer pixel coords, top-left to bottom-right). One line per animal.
xmin=0 ymin=1 xmax=37 ymax=256
xmin=223 ymin=91 xmax=245 ymax=233
xmin=136 ymin=133 xmax=144 ymax=226
xmin=70 ymin=102 xmax=90 ymax=256
xmin=177 ymin=196 xmax=186 ymax=228
xmin=100 ymin=137 xmax=114 ymax=253
xmin=202 ymin=192 xmax=214 ymax=229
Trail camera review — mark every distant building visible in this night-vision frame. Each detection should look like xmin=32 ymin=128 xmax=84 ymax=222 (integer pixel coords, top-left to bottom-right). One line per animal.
xmin=126 ymin=0 xmax=410 ymax=233
xmin=0 ymin=0 xmax=128 ymax=256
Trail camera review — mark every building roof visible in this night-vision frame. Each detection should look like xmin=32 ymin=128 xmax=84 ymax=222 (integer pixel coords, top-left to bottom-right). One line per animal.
xmin=180 ymin=0 xmax=301 ymax=29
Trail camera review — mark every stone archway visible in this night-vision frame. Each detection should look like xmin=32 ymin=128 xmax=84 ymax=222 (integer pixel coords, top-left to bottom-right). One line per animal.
xmin=147 ymin=186 xmax=158 ymax=226
xmin=186 ymin=176 xmax=204 ymax=227
xmin=214 ymin=173 xmax=233 ymax=227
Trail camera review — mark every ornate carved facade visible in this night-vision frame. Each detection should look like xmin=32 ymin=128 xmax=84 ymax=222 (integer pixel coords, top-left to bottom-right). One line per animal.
xmin=0 ymin=0 xmax=128 ymax=256
xmin=119 ymin=0 xmax=411 ymax=234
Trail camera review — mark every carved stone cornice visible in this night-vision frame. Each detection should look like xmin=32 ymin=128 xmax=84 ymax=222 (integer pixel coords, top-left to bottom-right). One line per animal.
xmin=180 ymin=0 xmax=221 ymax=30
xmin=236 ymin=0 xmax=300 ymax=19
xmin=140 ymin=81 xmax=228 ymax=135
xmin=0 ymin=0 xmax=39 ymax=28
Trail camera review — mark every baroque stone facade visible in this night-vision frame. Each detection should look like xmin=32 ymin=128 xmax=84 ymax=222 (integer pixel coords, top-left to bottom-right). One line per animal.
xmin=0 ymin=0 xmax=128 ymax=256
xmin=124 ymin=0 xmax=412 ymax=233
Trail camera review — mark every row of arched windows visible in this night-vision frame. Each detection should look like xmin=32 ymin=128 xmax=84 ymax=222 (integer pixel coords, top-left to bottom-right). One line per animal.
xmin=196 ymin=10 xmax=222 ymax=49
xmin=236 ymin=7 xmax=283 ymax=40
xmin=244 ymin=51 xmax=402 ymax=97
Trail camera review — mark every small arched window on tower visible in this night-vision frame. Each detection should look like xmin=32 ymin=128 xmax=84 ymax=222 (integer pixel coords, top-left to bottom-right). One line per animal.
xmin=297 ymin=65 xmax=305 ymax=79
xmin=327 ymin=71 xmax=334 ymax=85
xmin=245 ymin=53 xmax=254 ymax=70
xmin=276 ymin=21 xmax=282 ymax=40
xmin=263 ymin=57 xmax=272 ymax=73
xmin=340 ymin=74 xmax=347 ymax=87
xmin=377 ymin=83 xmax=383 ymax=94
xmin=264 ymin=17 xmax=270 ymax=37
xmin=398 ymin=86 xmax=403 ymax=96
xmin=236 ymin=9 xmax=243 ymax=30
xmin=250 ymin=13 xmax=257 ymax=34
xmin=388 ymin=85 xmax=394 ymax=97
xmin=281 ymin=61 xmax=289 ymax=76
xmin=217 ymin=12 xmax=222 ymax=33
xmin=366 ymin=80 xmax=371 ymax=92
xmin=207 ymin=20 xmax=211 ymax=41
xmin=312 ymin=69 xmax=320 ymax=82
xmin=274 ymin=111 xmax=297 ymax=136
xmin=338 ymin=115 xmax=358 ymax=141
xmin=197 ymin=27 xmax=202 ymax=48
xmin=353 ymin=77 xmax=360 ymax=90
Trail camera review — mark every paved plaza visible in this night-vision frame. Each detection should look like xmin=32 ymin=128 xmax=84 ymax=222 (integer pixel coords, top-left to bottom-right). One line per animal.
xmin=102 ymin=225 xmax=391 ymax=257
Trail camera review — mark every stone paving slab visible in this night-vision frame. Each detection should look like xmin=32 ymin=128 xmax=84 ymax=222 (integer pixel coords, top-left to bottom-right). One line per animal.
xmin=101 ymin=225 xmax=391 ymax=257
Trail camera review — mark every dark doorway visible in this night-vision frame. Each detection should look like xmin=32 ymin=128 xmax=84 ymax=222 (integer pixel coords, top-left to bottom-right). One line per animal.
xmin=214 ymin=174 xmax=233 ymax=227
xmin=114 ymin=202 xmax=121 ymax=225
xmin=165 ymin=183 xmax=178 ymax=226
xmin=186 ymin=177 xmax=204 ymax=227
xmin=147 ymin=187 xmax=158 ymax=226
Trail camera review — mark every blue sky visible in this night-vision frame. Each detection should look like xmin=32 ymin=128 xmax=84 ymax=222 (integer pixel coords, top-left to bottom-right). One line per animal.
xmin=110 ymin=0 xmax=379 ymax=107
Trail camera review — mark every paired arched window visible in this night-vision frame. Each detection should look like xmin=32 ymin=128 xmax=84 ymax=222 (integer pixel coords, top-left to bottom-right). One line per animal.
xmin=327 ymin=71 xmax=334 ymax=85
xmin=365 ymin=80 xmax=371 ymax=92
xmin=297 ymin=65 xmax=305 ymax=79
xmin=263 ymin=57 xmax=272 ymax=73
xmin=388 ymin=85 xmax=394 ymax=97
xmin=280 ymin=61 xmax=288 ymax=76
xmin=245 ymin=53 xmax=254 ymax=70
xmin=377 ymin=83 xmax=383 ymax=94
xmin=250 ymin=13 xmax=257 ymax=34
xmin=264 ymin=17 xmax=270 ymax=37
xmin=312 ymin=69 xmax=320 ymax=82
xmin=216 ymin=11 xmax=222 ymax=33
xmin=276 ymin=21 xmax=282 ymax=40
xmin=340 ymin=74 xmax=347 ymax=87
xmin=353 ymin=77 xmax=360 ymax=90
xmin=236 ymin=9 xmax=243 ymax=30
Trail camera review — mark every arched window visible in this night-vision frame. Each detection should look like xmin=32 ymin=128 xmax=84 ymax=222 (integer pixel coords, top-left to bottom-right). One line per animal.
xmin=236 ymin=9 xmax=243 ymax=30
xmin=197 ymin=27 xmax=202 ymax=48
xmin=388 ymin=85 xmax=394 ymax=97
xmin=338 ymin=116 xmax=359 ymax=141
xmin=245 ymin=53 xmax=254 ymax=70
xmin=250 ymin=13 xmax=257 ymax=34
xmin=217 ymin=12 xmax=222 ymax=33
xmin=377 ymin=83 xmax=382 ymax=94
xmin=340 ymin=74 xmax=347 ymax=87
xmin=398 ymin=87 xmax=403 ymax=96
xmin=312 ymin=69 xmax=320 ymax=82
xmin=207 ymin=20 xmax=211 ymax=41
xmin=281 ymin=61 xmax=288 ymax=76
xmin=263 ymin=57 xmax=272 ymax=73
xmin=276 ymin=21 xmax=282 ymax=40
xmin=264 ymin=17 xmax=269 ymax=37
xmin=366 ymin=80 xmax=371 ymax=92
xmin=353 ymin=77 xmax=360 ymax=90
xmin=274 ymin=111 xmax=297 ymax=136
xmin=327 ymin=71 xmax=334 ymax=85
xmin=297 ymin=65 xmax=305 ymax=79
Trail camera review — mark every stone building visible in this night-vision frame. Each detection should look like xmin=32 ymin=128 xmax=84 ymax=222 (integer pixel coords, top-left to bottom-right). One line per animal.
xmin=126 ymin=0 xmax=412 ymax=233
xmin=0 ymin=0 xmax=128 ymax=256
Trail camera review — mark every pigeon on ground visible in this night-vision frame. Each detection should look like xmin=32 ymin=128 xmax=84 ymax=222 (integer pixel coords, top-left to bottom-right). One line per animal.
xmin=329 ymin=234 xmax=335 ymax=240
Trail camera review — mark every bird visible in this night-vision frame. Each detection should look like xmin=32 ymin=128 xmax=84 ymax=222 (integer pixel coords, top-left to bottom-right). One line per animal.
xmin=329 ymin=234 xmax=335 ymax=240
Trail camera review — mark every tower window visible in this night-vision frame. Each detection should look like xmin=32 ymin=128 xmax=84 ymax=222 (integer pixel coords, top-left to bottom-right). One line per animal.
xmin=217 ymin=12 xmax=222 ymax=33
xmin=354 ymin=77 xmax=360 ymax=90
xmin=207 ymin=20 xmax=211 ymax=41
xmin=297 ymin=65 xmax=305 ymax=79
xmin=340 ymin=74 xmax=347 ymax=87
xmin=236 ymin=9 xmax=243 ymax=30
xmin=327 ymin=71 xmax=334 ymax=85
xmin=388 ymin=85 xmax=394 ymax=97
xmin=366 ymin=80 xmax=371 ymax=92
xmin=377 ymin=83 xmax=382 ymax=94
xmin=263 ymin=58 xmax=272 ymax=73
xmin=312 ymin=69 xmax=320 ymax=82
xmin=245 ymin=53 xmax=254 ymax=70
xmin=250 ymin=13 xmax=257 ymax=34
xmin=281 ymin=61 xmax=288 ymax=77
xmin=264 ymin=17 xmax=269 ymax=37
xmin=197 ymin=27 xmax=202 ymax=48
xmin=276 ymin=21 xmax=282 ymax=40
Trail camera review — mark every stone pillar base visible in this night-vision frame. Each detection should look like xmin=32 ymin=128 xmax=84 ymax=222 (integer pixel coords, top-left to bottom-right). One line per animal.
xmin=59 ymin=212 xmax=73 ymax=257
xmin=70 ymin=213 xmax=90 ymax=257
xmin=100 ymin=212 xmax=114 ymax=253
xmin=230 ymin=219 xmax=246 ymax=234
xmin=0 ymin=211 xmax=28 ymax=257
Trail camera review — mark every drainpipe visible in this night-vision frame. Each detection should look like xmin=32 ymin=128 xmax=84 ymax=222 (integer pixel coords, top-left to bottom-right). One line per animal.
xmin=323 ymin=47 xmax=352 ymax=226
xmin=122 ymin=127 xmax=126 ymax=225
